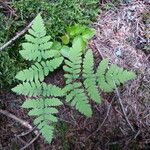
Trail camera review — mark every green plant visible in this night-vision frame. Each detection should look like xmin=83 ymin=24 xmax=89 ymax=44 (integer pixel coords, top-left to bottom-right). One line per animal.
xmin=63 ymin=45 xmax=136 ymax=117
xmin=12 ymin=14 xmax=136 ymax=143
xmin=0 ymin=51 xmax=24 ymax=89
xmin=0 ymin=0 xmax=99 ymax=90
xmin=61 ymin=24 xmax=96 ymax=50
xmin=0 ymin=11 xmax=25 ymax=89
xmin=13 ymin=0 xmax=99 ymax=38
xmin=12 ymin=14 xmax=65 ymax=143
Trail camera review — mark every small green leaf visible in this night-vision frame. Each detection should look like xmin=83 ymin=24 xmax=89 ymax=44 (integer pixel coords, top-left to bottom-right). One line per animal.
xmin=67 ymin=24 xmax=86 ymax=36
xmin=72 ymin=36 xmax=87 ymax=51
xmin=60 ymin=46 xmax=70 ymax=58
xmin=82 ymin=28 xmax=96 ymax=40
xmin=61 ymin=34 xmax=70 ymax=45
xmin=51 ymin=41 xmax=62 ymax=50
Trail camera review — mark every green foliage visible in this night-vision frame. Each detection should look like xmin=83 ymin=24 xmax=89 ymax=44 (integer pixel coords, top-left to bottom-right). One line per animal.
xmin=96 ymin=59 xmax=136 ymax=92
xmin=83 ymin=49 xmax=101 ymax=103
xmin=12 ymin=14 xmax=64 ymax=143
xmin=13 ymin=0 xmax=99 ymax=38
xmin=63 ymin=42 xmax=92 ymax=117
xmin=0 ymin=51 xmax=24 ymax=89
xmin=60 ymin=24 xmax=96 ymax=57
xmin=0 ymin=0 xmax=99 ymax=90
xmin=22 ymin=98 xmax=62 ymax=143
xmin=12 ymin=14 xmax=136 ymax=143
xmin=63 ymin=24 xmax=96 ymax=50
xmin=12 ymin=82 xmax=64 ymax=97
xmin=63 ymin=42 xmax=136 ymax=117
xmin=0 ymin=10 xmax=26 ymax=89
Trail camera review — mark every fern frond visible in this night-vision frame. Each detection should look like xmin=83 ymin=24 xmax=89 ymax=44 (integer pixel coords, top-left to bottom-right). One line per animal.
xmin=11 ymin=13 xmax=137 ymax=143
xmin=83 ymin=49 xmax=101 ymax=103
xmin=15 ymin=57 xmax=63 ymax=82
xmin=63 ymin=45 xmax=92 ymax=117
xmin=19 ymin=14 xmax=58 ymax=62
xmin=22 ymin=97 xmax=62 ymax=143
xmin=96 ymin=59 xmax=136 ymax=92
xmin=12 ymin=82 xmax=64 ymax=97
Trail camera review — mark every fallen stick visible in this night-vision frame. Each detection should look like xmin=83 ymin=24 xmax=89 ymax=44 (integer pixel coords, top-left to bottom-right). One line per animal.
xmin=0 ymin=109 xmax=39 ymax=135
xmin=20 ymin=133 xmax=40 ymax=150
xmin=114 ymin=83 xmax=136 ymax=132
xmin=0 ymin=20 xmax=33 ymax=51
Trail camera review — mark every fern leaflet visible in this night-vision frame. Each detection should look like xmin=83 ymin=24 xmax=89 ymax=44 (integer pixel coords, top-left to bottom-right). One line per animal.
xmin=15 ymin=57 xmax=63 ymax=82
xmin=12 ymin=82 xmax=64 ymax=97
xmin=19 ymin=14 xmax=58 ymax=62
xmin=96 ymin=59 xmax=136 ymax=92
xmin=22 ymin=98 xmax=62 ymax=143
xmin=83 ymin=49 xmax=101 ymax=103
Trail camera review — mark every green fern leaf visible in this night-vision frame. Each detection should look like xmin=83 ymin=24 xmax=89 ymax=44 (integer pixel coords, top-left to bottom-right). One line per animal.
xmin=42 ymin=83 xmax=65 ymax=97
xmin=22 ymin=97 xmax=62 ymax=143
xmin=22 ymin=98 xmax=62 ymax=108
xmin=12 ymin=81 xmax=42 ymax=97
xmin=40 ymin=125 xmax=54 ymax=143
xmin=12 ymin=14 xmax=65 ymax=144
xmin=19 ymin=14 xmax=59 ymax=62
xmin=96 ymin=59 xmax=114 ymax=92
xmin=15 ymin=57 xmax=63 ymax=82
xmin=63 ymin=44 xmax=92 ymax=117
xmin=83 ymin=49 xmax=101 ymax=103
xmin=96 ymin=59 xmax=136 ymax=92
xmin=12 ymin=82 xmax=64 ymax=97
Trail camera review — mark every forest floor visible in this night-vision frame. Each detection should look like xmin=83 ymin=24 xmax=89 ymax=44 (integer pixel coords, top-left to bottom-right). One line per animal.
xmin=0 ymin=0 xmax=150 ymax=150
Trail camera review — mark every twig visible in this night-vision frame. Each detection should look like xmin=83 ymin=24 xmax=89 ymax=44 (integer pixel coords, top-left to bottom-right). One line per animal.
xmin=114 ymin=84 xmax=135 ymax=132
xmin=96 ymin=102 xmax=112 ymax=132
xmin=20 ymin=133 xmax=40 ymax=150
xmin=17 ymin=126 xmax=37 ymax=137
xmin=0 ymin=20 xmax=33 ymax=51
xmin=15 ymin=135 xmax=27 ymax=145
xmin=84 ymin=102 xmax=112 ymax=141
xmin=0 ymin=109 xmax=39 ymax=135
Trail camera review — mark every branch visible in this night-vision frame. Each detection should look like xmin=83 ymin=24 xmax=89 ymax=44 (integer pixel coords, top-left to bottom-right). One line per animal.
xmin=0 ymin=20 xmax=33 ymax=51
xmin=0 ymin=109 xmax=39 ymax=135
xmin=114 ymin=84 xmax=135 ymax=132
xmin=20 ymin=133 xmax=40 ymax=150
xmin=17 ymin=126 xmax=37 ymax=137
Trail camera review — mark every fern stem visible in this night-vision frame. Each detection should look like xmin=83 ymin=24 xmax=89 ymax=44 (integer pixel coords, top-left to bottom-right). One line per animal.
xmin=114 ymin=82 xmax=135 ymax=132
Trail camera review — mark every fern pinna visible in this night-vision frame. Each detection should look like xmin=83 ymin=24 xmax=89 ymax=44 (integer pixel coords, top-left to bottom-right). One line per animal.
xmin=63 ymin=41 xmax=136 ymax=117
xmin=63 ymin=38 xmax=92 ymax=117
xmin=12 ymin=14 xmax=64 ymax=143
